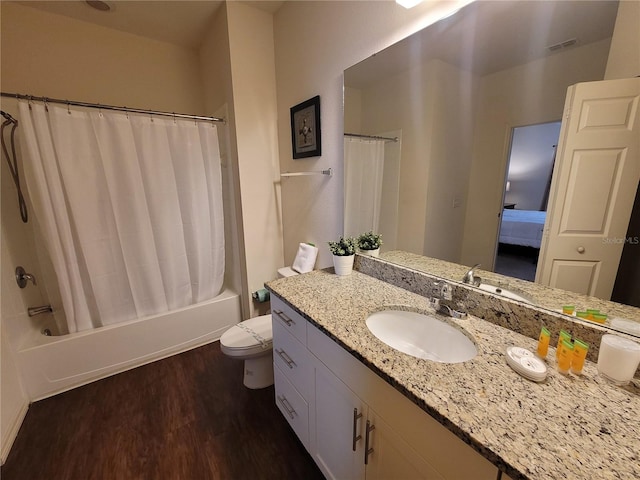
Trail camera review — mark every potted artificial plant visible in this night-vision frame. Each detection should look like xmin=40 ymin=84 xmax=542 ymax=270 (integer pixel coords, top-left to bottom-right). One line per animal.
xmin=357 ymin=231 xmax=383 ymax=257
xmin=328 ymin=236 xmax=357 ymax=276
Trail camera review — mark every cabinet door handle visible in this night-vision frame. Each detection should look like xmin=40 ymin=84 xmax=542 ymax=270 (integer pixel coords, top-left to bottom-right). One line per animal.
xmin=364 ymin=420 xmax=375 ymax=465
xmin=275 ymin=348 xmax=297 ymax=369
xmin=273 ymin=309 xmax=295 ymax=326
xmin=277 ymin=395 xmax=297 ymax=420
xmin=352 ymin=408 xmax=363 ymax=451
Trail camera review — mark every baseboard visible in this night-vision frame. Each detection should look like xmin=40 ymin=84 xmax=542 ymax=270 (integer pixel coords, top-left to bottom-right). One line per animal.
xmin=1 ymin=400 xmax=29 ymax=465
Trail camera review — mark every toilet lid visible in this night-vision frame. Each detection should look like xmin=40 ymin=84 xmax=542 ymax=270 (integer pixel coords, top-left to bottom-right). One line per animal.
xmin=220 ymin=314 xmax=273 ymax=350
xmin=278 ymin=266 xmax=299 ymax=278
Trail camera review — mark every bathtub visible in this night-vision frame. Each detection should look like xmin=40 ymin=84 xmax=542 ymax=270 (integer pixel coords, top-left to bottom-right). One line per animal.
xmin=17 ymin=288 xmax=241 ymax=401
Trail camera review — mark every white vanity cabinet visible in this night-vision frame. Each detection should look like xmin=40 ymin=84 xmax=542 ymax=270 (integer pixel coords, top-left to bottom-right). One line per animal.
xmin=313 ymin=359 xmax=441 ymax=480
xmin=271 ymin=294 xmax=498 ymax=480
xmin=271 ymin=296 xmax=312 ymax=448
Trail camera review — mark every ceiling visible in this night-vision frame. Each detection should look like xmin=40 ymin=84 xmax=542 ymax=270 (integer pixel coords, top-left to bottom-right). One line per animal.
xmin=15 ymin=0 xmax=286 ymax=50
xmin=345 ymin=0 xmax=619 ymax=89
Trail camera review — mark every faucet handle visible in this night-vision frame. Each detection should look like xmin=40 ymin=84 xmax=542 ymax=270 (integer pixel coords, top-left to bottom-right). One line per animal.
xmin=441 ymin=283 xmax=453 ymax=301
xmin=429 ymin=298 xmax=441 ymax=310
xmin=15 ymin=266 xmax=36 ymax=288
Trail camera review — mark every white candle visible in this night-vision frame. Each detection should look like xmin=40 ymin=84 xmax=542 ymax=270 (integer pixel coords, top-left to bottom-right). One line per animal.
xmin=597 ymin=334 xmax=640 ymax=385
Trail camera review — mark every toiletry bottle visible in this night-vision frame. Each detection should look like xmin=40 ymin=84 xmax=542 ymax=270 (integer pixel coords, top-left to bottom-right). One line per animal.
xmin=537 ymin=327 xmax=550 ymax=359
xmin=557 ymin=340 xmax=574 ymax=374
xmin=571 ymin=339 xmax=589 ymax=375
xmin=556 ymin=330 xmax=571 ymax=360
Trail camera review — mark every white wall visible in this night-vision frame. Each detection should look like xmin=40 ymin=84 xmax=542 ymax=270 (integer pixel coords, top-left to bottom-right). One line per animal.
xmin=605 ymin=0 xmax=640 ymax=80
xmin=504 ymin=122 xmax=561 ymax=211
xmin=273 ymin=0 xmax=475 ymax=268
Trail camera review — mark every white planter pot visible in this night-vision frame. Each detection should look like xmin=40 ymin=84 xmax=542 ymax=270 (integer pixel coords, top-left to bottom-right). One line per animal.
xmin=333 ymin=254 xmax=355 ymax=276
xmin=359 ymin=248 xmax=380 ymax=258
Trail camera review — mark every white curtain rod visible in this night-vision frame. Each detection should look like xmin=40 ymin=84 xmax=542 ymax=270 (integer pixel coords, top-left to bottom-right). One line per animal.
xmin=0 ymin=92 xmax=225 ymax=123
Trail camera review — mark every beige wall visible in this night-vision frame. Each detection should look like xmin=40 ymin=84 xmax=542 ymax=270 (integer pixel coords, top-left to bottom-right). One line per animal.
xmin=226 ymin=2 xmax=283 ymax=317
xmin=605 ymin=0 xmax=640 ymax=80
xmin=199 ymin=6 xmax=247 ymax=315
xmin=461 ymin=38 xmax=611 ymax=269
xmin=0 ymin=3 xmax=203 ymax=113
xmin=1 ymin=232 xmax=29 ymax=465
xmin=273 ymin=0 xmax=475 ymax=268
xmin=351 ymin=59 xmax=476 ymax=262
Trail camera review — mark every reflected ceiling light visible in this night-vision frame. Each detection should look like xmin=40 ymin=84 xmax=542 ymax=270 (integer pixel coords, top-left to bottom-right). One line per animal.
xmin=396 ymin=0 xmax=424 ymax=9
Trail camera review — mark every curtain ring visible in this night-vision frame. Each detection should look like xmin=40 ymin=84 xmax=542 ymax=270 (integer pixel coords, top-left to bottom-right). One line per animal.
xmin=67 ymin=101 xmax=71 ymax=115
xmin=44 ymin=98 xmax=49 ymax=113
xmin=173 ymin=112 xmax=176 ymax=125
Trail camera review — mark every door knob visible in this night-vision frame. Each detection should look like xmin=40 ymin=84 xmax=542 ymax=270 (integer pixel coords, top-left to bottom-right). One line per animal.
xmin=577 ymin=246 xmax=585 ymax=254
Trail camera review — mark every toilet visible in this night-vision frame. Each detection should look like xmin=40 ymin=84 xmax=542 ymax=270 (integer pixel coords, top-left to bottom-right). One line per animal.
xmin=220 ymin=268 xmax=298 ymax=389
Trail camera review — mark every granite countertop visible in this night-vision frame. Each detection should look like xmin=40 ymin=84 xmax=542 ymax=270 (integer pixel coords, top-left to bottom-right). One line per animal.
xmin=266 ymin=269 xmax=640 ymax=480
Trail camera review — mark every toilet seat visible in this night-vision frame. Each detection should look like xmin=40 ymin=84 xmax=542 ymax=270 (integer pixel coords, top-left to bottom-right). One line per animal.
xmin=220 ymin=314 xmax=273 ymax=358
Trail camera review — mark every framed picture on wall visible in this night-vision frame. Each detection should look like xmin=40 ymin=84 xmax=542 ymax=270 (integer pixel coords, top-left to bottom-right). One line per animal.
xmin=290 ymin=95 xmax=321 ymax=159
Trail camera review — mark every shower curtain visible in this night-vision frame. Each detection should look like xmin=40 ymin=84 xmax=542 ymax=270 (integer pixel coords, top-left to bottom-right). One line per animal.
xmin=18 ymin=101 xmax=225 ymax=333
xmin=343 ymin=137 xmax=385 ymax=237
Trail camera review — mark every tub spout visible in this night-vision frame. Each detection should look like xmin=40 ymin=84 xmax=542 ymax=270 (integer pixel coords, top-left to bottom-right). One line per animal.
xmin=28 ymin=305 xmax=52 ymax=317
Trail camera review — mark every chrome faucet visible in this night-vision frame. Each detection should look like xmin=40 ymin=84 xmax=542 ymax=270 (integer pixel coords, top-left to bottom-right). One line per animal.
xmin=429 ymin=281 xmax=467 ymax=319
xmin=462 ymin=263 xmax=482 ymax=287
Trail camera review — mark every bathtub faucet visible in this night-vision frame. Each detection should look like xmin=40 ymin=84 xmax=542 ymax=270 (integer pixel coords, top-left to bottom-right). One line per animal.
xmin=28 ymin=305 xmax=53 ymax=317
xmin=16 ymin=266 xmax=38 ymax=288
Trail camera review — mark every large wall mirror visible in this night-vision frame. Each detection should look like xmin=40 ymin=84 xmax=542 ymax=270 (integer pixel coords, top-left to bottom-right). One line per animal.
xmin=344 ymin=0 xmax=640 ymax=337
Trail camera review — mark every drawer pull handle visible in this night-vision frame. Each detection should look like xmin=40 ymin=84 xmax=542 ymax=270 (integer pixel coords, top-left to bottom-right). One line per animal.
xmin=275 ymin=348 xmax=297 ymax=369
xmin=277 ymin=395 xmax=297 ymax=420
xmin=352 ymin=408 xmax=362 ymax=451
xmin=273 ymin=309 xmax=295 ymax=326
xmin=364 ymin=420 xmax=375 ymax=465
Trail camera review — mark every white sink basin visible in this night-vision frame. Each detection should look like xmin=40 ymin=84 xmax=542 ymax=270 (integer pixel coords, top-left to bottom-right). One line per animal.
xmin=366 ymin=310 xmax=477 ymax=363
xmin=478 ymin=283 xmax=532 ymax=304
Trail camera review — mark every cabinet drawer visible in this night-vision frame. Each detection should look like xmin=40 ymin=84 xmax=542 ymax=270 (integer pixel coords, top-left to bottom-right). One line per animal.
xmin=271 ymin=295 xmax=307 ymax=345
xmin=273 ymin=319 xmax=313 ymax=400
xmin=274 ymin=363 xmax=309 ymax=449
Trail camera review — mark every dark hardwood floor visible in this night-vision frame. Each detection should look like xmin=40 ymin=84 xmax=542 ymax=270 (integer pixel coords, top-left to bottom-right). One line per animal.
xmin=2 ymin=342 xmax=324 ymax=480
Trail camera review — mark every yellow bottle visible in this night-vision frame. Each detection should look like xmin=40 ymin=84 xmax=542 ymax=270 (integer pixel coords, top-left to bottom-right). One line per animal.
xmin=571 ymin=339 xmax=589 ymax=375
xmin=537 ymin=327 xmax=550 ymax=359
xmin=557 ymin=340 xmax=574 ymax=374
xmin=556 ymin=330 xmax=571 ymax=360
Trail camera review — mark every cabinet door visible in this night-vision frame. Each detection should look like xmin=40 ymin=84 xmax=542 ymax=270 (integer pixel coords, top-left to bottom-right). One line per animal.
xmin=311 ymin=361 xmax=366 ymax=480
xmin=365 ymin=409 xmax=444 ymax=480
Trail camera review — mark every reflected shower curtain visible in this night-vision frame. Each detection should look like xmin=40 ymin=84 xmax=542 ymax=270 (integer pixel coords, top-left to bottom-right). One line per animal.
xmin=18 ymin=101 xmax=224 ymax=333
xmin=343 ymin=137 xmax=385 ymax=237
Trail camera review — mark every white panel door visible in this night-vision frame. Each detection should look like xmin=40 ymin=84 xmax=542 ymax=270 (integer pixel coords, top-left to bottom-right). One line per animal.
xmin=311 ymin=361 xmax=366 ymax=480
xmin=537 ymin=78 xmax=640 ymax=298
